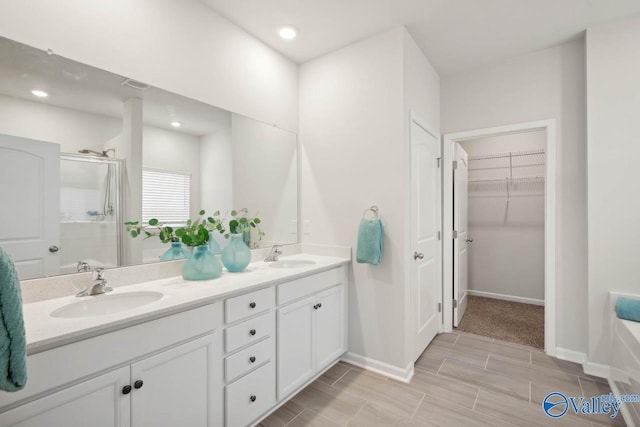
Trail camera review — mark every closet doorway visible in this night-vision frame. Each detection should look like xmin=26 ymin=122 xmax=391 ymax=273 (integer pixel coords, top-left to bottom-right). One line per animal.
xmin=442 ymin=120 xmax=557 ymax=355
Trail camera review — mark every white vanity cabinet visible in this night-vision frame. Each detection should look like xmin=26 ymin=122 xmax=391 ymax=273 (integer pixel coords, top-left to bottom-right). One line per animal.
xmin=0 ymin=304 xmax=223 ymax=427
xmin=277 ymin=268 xmax=346 ymax=400
xmin=1 ymin=334 xmax=217 ymax=427
xmin=0 ymin=366 xmax=131 ymax=427
xmin=223 ymin=287 xmax=277 ymax=427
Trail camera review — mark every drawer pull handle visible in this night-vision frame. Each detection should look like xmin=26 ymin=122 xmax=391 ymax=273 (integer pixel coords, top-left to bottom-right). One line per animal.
xmin=122 ymin=385 xmax=132 ymax=395
xmin=249 ymin=329 xmax=257 ymax=336
xmin=134 ymin=380 xmax=144 ymax=389
xmin=249 ymin=356 xmax=256 ymax=363
xmin=249 ymin=302 xmax=256 ymax=309
xmin=250 ymin=395 xmax=257 ymax=402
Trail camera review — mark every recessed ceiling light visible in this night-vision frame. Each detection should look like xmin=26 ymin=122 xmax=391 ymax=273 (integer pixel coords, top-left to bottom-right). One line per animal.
xmin=278 ymin=25 xmax=297 ymax=40
xmin=170 ymin=121 xmax=182 ymax=128
xmin=31 ymin=90 xmax=48 ymax=98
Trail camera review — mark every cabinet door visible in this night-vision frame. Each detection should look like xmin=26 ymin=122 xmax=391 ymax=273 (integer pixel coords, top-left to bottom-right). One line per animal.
xmin=131 ymin=333 xmax=218 ymax=427
xmin=277 ymin=296 xmax=315 ymax=400
xmin=314 ymin=286 xmax=345 ymax=369
xmin=0 ymin=366 xmax=130 ymax=427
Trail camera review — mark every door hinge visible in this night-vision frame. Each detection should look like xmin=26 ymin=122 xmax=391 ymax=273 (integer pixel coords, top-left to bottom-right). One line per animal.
xmin=437 ymin=157 xmax=441 ymax=168
xmin=437 ymin=230 xmax=441 ymax=240
xmin=437 ymin=302 xmax=442 ymax=313
xmin=452 ymin=160 xmax=458 ymax=170
xmin=452 ymin=230 xmax=458 ymax=239
xmin=453 ymin=299 xmax=458 ymax=309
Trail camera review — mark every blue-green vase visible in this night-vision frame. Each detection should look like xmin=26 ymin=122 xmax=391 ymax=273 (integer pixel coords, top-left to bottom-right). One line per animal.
xmin=208 ymin=231 xmax=222 ymax=255
xmin=221 ymin=233 xmax=251 ymax=272
xmin=182 ymin=245 xmax=222 ymax=281
xmin=160 ymin=241 xmax=191 ymax=261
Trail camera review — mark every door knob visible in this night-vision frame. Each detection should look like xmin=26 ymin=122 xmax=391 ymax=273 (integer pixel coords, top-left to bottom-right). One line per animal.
xmin=249 ymin=356 xmax=256 ymax=363
xmin=49 ymin=245 xmax=60 ymax=253
xmin=134 ymin=380 xmax=143 ymax=389
xmin=466 ymin=239 xmax=474 ymax=243
xmin=413 ymin=252 xmax=424 ymax=260
xmin=250 ymin=395 xmax=257 ymax=402
xmin=249 ymin=302 xmax=256 ymax=309
xmin=249 ymin=329 xmax=256 ymax=336
xmin=122 ymin=385 xmax=132 ymax=395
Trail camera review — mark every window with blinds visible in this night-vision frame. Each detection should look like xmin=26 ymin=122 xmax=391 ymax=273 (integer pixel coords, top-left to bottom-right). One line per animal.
xmin=142 ymin=169 xmax=191 ymax=225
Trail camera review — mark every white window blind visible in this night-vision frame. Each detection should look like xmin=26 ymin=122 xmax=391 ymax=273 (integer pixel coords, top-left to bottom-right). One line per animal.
xmin=142 ymin=169 xmax=191 ymax=225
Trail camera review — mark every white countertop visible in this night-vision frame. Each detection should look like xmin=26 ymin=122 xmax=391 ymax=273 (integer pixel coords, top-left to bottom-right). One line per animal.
xmin=23 ymin=254 xmax=349 ymax=355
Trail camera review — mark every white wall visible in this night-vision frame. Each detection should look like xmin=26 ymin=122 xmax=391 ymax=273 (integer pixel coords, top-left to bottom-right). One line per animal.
xmin=442 ymin=39 xmax=587 ymax=355
xmin=200 ymin=127 xmax=233 ymax=218
xmin=586 ymin=15 xmax=640 ymax=365
xmin=0 ymin=0 xmax=298 ymax=132
xmin=232 ymin=114 xmax=298 ymax=247
xmin=300 ymin=27 xmax=440 ymax=373
xmin=0 ymin=94 xmax=120 ymax=152
xmin=461 ymin=131 xmax=545 ymax=303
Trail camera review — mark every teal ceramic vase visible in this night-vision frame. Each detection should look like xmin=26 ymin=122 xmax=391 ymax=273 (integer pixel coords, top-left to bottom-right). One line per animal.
xmin=182 ymin=245 xmax=222 ymax=280
xmin=208 ymin=231 xmax=222 ymax=255
xmin=221 ymin=233 xmax=251 ymax=272
xmin=159 ymin=241 xmax=191 ymax=261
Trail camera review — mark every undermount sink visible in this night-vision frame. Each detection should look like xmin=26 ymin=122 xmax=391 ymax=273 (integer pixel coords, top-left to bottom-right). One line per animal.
xmin=269 ymin=259 xmax=316 ymax=269
xmin=50 ymin=291 xmax=163 ymax=319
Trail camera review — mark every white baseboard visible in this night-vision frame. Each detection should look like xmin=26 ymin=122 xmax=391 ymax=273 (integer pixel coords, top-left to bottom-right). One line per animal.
xmin=554 ymin=347 xmax=610 ymax=380
xmin=555 ymin=347 xmax=586 ymax=364
xmin=583 ymin=360 xmax=610 ymax=379
xmin=341 ymin=352 xmax=414 ymax=383
xmin=467 ymin=290 xmax=544 ymax=306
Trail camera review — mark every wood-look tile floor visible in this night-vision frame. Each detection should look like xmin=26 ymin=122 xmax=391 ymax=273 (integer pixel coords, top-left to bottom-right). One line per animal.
xmin=258 ymin=331 xmax=627 ymax=427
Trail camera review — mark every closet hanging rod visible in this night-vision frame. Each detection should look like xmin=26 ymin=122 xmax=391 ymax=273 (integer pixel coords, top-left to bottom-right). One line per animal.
xmin=468 ymin=149 xmax=545 ymax=161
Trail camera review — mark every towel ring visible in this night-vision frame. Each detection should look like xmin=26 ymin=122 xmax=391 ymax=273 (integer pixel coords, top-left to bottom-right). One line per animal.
xmin=362 ymin=205 xmax=379 ymax=220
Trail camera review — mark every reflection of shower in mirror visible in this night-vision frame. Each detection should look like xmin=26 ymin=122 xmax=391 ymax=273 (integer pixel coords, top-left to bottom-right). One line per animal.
xmin=77 ymin=148 xmax=115 ymax=158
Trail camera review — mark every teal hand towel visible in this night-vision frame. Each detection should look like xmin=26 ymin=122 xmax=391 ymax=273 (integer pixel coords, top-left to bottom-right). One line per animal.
xmin=0 ymin=247 xmax=27 ymax=391
xmin=356 ymin=218 xmax=383 ymax=265
xmin=616 ymin=297 xmax=640 ymax=323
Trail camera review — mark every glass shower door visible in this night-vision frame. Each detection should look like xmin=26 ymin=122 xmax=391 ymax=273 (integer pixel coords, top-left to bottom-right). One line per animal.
xmin=59 ymin=155 xmax=122 ymax=274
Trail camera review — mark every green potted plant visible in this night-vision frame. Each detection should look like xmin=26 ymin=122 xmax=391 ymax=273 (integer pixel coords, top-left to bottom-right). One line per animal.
xmin=125 ymin=219 xmax=190 ymax=261
xmin=220 ymin=209 xmax=264 ymax=272
xmin=175 ymin=211 xmax=222 ymax=280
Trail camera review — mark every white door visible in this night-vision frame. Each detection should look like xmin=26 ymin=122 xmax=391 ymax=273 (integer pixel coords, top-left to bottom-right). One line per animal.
xmin=0 ymin=367 xmax=130 ymax=427
xmin=131 ymin=334 xmax=217 ymax=427
xmin=0 ymin=134 xmax=59 ymax=279
xmin=314 ymin=286 xmax=345 ymax=370
xmin=411 ymin=119 xmax=442 ymax=361
xmin=453 ymin=143 xmax=469 ymax=326
xmin=277 ymin=296 xmax=315 ymax=400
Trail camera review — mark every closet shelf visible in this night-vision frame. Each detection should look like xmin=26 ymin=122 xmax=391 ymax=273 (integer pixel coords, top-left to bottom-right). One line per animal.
xmin=468 ymin=176 xmax=544 ymax=184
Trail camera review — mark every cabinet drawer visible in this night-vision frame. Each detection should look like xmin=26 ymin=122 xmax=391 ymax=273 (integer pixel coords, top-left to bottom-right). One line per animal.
xmin=225 ymin=336 xmax=274 ymax=383
xmin=225 ymin=286 xmax=275 ymax=324
xmin=225 ymin=362 xmax=275 ymax=427
xmin=278 ymin=267 xmax=342 ymax=305
xmin=225 ymin=311 xmax=274 ymax=353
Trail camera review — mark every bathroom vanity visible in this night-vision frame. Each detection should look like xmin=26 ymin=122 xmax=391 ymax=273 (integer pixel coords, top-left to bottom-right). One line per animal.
xmin=0 ymin=254 xmax=349 ymax=427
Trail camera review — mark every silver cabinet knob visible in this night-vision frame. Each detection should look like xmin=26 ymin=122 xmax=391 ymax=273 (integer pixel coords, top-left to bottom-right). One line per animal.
xmin=49 ymin=245 xmax=60 ymax=253
xmin=413 ymin=252 xmax=424 ymax=260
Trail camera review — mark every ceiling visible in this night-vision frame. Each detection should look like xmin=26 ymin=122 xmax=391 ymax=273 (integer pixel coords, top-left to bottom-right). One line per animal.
xmin=200 ymin=0 xmax=640 ymax=74
xmin=0 ymin=36 xmax=230 ymax=137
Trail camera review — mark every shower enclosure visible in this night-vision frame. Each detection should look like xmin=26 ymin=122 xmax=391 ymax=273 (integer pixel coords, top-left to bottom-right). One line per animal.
xmin=59 ymin=154 xmax=123 ymax=274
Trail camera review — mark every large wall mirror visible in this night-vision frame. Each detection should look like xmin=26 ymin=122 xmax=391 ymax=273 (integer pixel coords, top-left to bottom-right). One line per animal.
xmin=0 ymin=36 xmax=298 ymax=280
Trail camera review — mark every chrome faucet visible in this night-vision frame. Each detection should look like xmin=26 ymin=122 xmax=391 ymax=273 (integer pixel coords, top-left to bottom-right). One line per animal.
xmin=76 ymin=268 xmax=113 ymax=297
xmin=77 ymin=261 xmax=91 ymax=273
xmin=264 ymin=245 xmax=283 ymax=262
